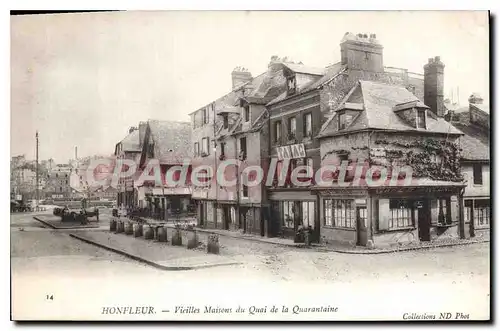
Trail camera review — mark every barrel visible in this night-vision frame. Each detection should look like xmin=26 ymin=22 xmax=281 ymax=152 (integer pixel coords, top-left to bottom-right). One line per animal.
xmin=144 ymin=225 xmax=154 ymax=240
xmin=157 ymin=226 xmax=168 ymax=242
xmin=171 ymin=227 xmax=183 ymax=246
xmin=116 ymin=220 xmax=125 ymax=233
xmin=110 ymin=218 xmax=117 ymax=232
xmin=133 ymin=223 xmax=143 ymax=237
xmin=125 ymin=221 xmax=134 ymax=235
xmin=187 ymin=230 xmax=199 ymax=249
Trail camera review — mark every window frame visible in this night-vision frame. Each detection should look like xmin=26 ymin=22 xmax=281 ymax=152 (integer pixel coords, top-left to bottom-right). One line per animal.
xmin=388 ymin=199 xmax=415 ymax=230
xmin=303 ymin=112 xmax=313 ymax=138
xmin=201 ymin=137 xmax=210 ymax=156
xmin=416 ymin=109 xmax=427 ymax=129
xmin=288 ymin=117 xmax=297 ymax=139
xmin=323 ymin=199 xmax=355 ymax=229
xmin=472 ymin=164 xmax=483 ymax=185
xmin=274 ymin=120 xmax=282 ymax=144
xmin=244 ymin=105 xmax=250 ymax=122
xmin=194 ymin=142 xmax=199 ymax=156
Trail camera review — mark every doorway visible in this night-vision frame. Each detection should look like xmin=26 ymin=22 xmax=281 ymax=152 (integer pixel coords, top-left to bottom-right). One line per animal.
xmin=417 ymin=199 xmax=431 ymax=241
xmin=356 ymin=206 xmax=368 ymax=246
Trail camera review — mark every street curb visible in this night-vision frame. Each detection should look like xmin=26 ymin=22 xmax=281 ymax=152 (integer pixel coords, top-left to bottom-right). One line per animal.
xmin=68 ymin=233 xmax=241 ymax=271
xmin=179 ymin=225 xmax=490 ymax=254
xmin=33 ymin=216 xmax=99 ymax=230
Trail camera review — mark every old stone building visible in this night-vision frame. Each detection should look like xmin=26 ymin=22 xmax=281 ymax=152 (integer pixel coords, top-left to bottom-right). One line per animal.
xmin=264 ymin=32 xmax=471 ymax=248
xmin=137 ymin=120 xmax=193 ymax=219
xmin=190 ymin=62 xmax=291 ymax=234
xmin=448 ymin=93 xmax=490 ymax=239
xmin=114 ymin=125 xmax=143 ymax=208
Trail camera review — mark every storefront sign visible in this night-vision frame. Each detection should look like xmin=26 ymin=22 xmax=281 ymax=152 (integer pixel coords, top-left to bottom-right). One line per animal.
xmin=276 ymin=143 xmax=306 ymax=160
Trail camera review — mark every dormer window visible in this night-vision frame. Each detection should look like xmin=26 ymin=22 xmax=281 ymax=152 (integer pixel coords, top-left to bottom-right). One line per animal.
xmin=338 ymin=110 xmax=354 ymax=130
xmin=417 ymin=109 xmax=427 ymax=129
xmin=244 ymin=105 xmax=250 ymax=122
xmin=287 ymin=75 xmax=297 ymax=95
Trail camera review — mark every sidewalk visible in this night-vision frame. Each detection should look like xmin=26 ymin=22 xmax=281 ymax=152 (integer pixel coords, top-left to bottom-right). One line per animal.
xmin=135 ymin=216 xmax=489 ymax=254
xmin=69 ymin=230 xmax=240 ymax=271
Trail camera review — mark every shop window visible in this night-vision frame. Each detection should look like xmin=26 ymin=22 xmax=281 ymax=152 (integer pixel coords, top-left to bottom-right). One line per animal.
xmin=323 ymin=199 xmax=355 ymax=228
xmin=437 ymin=198 xmax=451 ymax=225
xmin=389 ymin=200 xmax=414 ymax=229
xmin=301 ymin=201 xmax=315 ymax=228
xmin=474 ymin=199 xmax=490 ymax=228
xmin=282 ymin=201 xmax=295 ymax=229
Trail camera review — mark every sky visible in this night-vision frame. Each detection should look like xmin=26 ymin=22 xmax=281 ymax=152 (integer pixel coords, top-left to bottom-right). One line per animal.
xmin=11 ymin=11 xmax=489 ymax=164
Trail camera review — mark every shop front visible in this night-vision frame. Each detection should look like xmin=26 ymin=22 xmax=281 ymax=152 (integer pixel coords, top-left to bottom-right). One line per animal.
xmin=464 ymin=197 xmax=490 ymax=238
xmin=368 ymin=184 xmax=466 ymax=248
xmin=269 ymin=189 xmax=319 ymax=242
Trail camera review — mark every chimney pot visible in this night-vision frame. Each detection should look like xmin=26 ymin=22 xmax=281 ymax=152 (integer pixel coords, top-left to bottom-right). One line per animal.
xmin=372 ymin=34 xmax=376 ymax=39
xmin=363 ymin=34 xmax=368 ymax=38
xmin=435 ymin=56 xmax=441 ymax=62
xmin=428 ymin=58 xmax=433 ymax=64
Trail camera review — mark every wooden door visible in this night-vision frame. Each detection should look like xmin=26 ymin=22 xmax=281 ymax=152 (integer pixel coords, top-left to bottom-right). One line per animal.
xmin=356 ymin=206 xmax=368 ymax=246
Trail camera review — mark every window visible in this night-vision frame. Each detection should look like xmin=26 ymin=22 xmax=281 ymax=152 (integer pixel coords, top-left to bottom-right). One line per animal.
xmin=303 ymin=113 xmax=312 ymax=138
xmin=223 ymin=114 xmax=229 ymax=129
xmin=194 ymin=142 xmax=199 ymax=156
xmin=323 ymin=199 xmax=355 ymax=228
xmin=244 ymin=105 xmax=250 ymax=122
xmin=220 ymin=142 xmax=225 ymax=157
xmin=287 ymin=76 xmax=297 ymax=95
xmin=242 ymin=184 xmax=248 ymax=198
xmin=338 ymin=110 xmax=354 ymax=130
xmin=474 ymin=199 xmax=490 ymax=228
xmin=288 ymin=117 xmax=296 ymax=139
xmin=473 ymin=164 xmax=483 ymax=185
xmin=56 ymin=173 xmax=58 ymax=178
xmin=201 ymin=137 xmax=209 ymax=156
xmin=282 ymin=201 xmax=295 ymax=228
xmin=60 ymin=186 xmax=62 ymax=192
xmin=274 ymin=121 xmax=282 ymax=143
xmin=301 ymin=201 xmax=315 ymax=228
xmin=417 ymin=109 xmax=426 ymax=129
xmin=389 ymin=200 xmax=414 ymax=229
xmin=240 ymin=137 xmax=247 ymax=159
xmin=437 ymin=198 xmax=451 ymax=225
xmin=203 ymin=107 xmax=209 ymax=124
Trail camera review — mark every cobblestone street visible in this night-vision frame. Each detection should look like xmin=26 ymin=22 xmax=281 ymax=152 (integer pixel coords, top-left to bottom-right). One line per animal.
xmin=11 ymin=213 xmax=490 ymax=320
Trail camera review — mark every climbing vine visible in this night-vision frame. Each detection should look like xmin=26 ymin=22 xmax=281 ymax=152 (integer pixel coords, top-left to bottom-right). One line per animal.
xmin=374 ymin=138 xmax=463 ymax=182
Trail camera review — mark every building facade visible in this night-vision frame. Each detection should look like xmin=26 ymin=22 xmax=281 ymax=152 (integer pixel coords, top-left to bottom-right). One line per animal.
xmin=137 ymin=120 xmax=193 ymax=219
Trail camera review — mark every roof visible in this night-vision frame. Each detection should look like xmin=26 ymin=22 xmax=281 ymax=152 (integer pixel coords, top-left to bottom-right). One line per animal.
xmin=318 ymin=80 xmax=463 ymax=137
xmin=118 ymin=129 xmax=141 ymax=152
xmin=470 ymin=103 xmax=490 ymax=114
xmin=451 ymin=121 xmax=490 ymax=161
xmin=267 ymin=62 xmax=346 ymax=106
xmin=282 ymin=63 xmax=325 ymax=76
xmin=147 ymin=120 xmax=191 ymax=164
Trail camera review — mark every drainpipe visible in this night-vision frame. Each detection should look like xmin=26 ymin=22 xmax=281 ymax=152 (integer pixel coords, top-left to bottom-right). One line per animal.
xmin=212 ymin=102 xmax=218 ymax=227
xmin=235 ymin=136 xmax=241 ymax=232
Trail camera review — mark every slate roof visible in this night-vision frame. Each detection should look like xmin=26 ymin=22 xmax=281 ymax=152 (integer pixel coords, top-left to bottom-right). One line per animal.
xmin=147 ymin=120 xmax=192 ymax=164
xmin=471 ymin=103 xmax=490 ymax=114
xmin=451 ymin=121 xmax=490 ymax=161
xmin=318 ymin=80 xmax=463 ymax=137
xmin=266 ymin=63 xmax=345 ymax=106
xmin=119 ymin=129 xmax=141 ymax=152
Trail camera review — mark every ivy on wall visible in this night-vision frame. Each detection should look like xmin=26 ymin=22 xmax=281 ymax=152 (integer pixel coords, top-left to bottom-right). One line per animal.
xmin=374 ymin=138 xmax=463 ymax=182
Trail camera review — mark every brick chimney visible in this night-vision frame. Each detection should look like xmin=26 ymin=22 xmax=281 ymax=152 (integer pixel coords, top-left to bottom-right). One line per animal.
xmin=138 ymin=121 xmax=147 ymax=147
xmin=340 ymin=32 xmax=384 ymax=72
xmin=424 ymin=56 xmax=445 ymax=117
xmin=231 ymin=66 xmax=253 ymax=90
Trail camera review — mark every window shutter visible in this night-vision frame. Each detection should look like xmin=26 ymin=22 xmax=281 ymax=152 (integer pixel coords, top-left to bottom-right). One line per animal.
xmin=378 ymin=199 xmax=390 ymax=231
